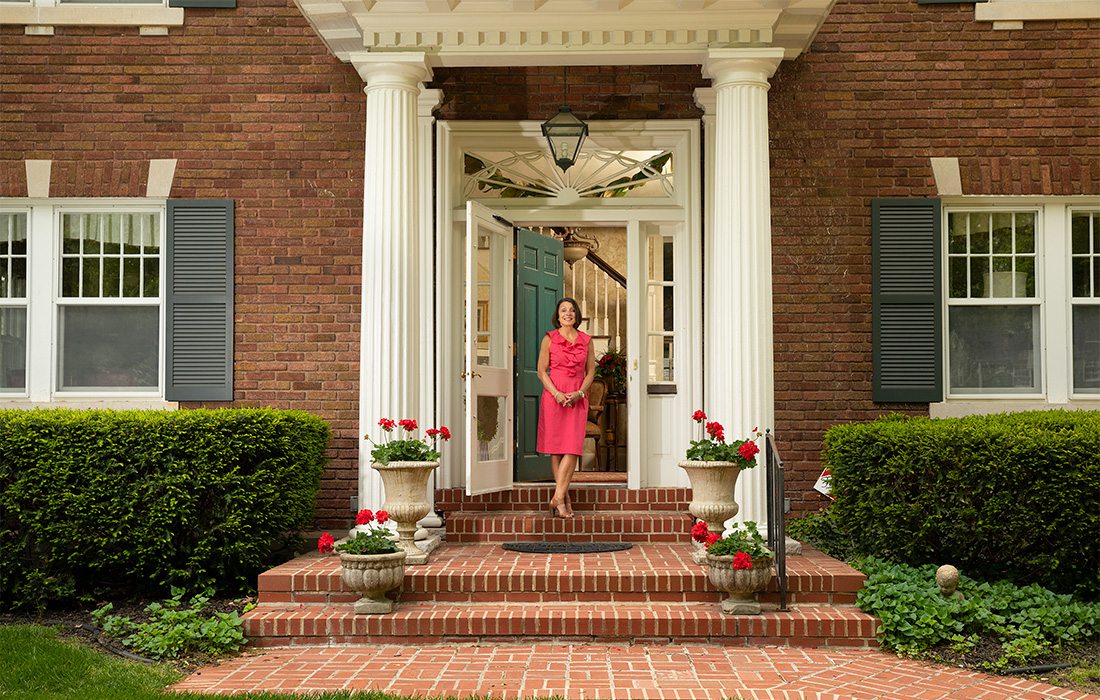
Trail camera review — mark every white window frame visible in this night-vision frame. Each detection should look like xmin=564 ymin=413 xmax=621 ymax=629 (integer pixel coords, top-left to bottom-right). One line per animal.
xmin=935 ymin=197 xmax=1100 ymax=415
xmin=0 ymin=199 xmax=170 ymax=405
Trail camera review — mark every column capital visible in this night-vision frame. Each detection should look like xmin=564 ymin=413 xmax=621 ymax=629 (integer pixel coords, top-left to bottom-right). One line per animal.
xmin=693 ymin=87 xmax=716 ymax=116
xmin=349 ymin=51 xmax=432 ymax=90
xmin=703 ymin=48 xmax=784 ymax=89
xmin=418 ymin=88 xmax=444 ymax=118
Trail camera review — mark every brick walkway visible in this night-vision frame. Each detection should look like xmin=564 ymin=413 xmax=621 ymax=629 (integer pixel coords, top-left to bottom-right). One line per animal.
xmin=172 ymin=643 xmax=1099 ymax=699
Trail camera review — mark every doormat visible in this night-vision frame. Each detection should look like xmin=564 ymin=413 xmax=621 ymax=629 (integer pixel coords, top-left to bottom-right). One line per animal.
xmin=501 ymin=541 xmax=633 ymax=554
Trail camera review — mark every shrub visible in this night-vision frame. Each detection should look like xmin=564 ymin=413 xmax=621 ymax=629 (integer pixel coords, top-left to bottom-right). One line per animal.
xmin=823 ymin=410 xmax=1100 ymax=599
xmin=856 ymin=558 xmax=1100 ymax=669
xmin=0 ymin=408 xmax=330 ymax=611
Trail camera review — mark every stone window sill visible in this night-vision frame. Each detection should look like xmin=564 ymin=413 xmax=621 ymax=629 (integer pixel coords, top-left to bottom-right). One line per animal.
xmin=929 ymin=399 xmax=1100 ymax=419
xmin=976 ymin=0 xmax=1100 ymax=29
xmin=0 ymin=5 xmax=183 ymax=34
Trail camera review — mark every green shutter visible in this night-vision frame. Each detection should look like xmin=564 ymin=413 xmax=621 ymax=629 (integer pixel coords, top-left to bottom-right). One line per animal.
xmin=166 ymin=200 xmax=234 ymax=402
xmin=168 ymin=0 xmax=236 ymax=7
xmin=872 ymin=198 xmax=943 ymax=403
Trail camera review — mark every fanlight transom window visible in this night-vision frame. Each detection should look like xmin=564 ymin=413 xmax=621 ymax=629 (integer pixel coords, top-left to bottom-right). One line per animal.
xmin=464 ymin=149 xmax=673 ymax=201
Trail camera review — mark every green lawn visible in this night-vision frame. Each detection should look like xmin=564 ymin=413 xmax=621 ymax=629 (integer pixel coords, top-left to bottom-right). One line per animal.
xmin=0 ymin=625 xmax=454 ymax=700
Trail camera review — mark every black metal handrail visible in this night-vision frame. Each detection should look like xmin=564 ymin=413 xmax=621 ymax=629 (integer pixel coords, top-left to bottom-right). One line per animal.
xmin=765 ymin=430 xmax=789 ymax=611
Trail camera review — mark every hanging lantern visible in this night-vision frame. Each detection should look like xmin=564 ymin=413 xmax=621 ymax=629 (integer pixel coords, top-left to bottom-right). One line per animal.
xmin=541 ymin=106 xmax=589 ymax=172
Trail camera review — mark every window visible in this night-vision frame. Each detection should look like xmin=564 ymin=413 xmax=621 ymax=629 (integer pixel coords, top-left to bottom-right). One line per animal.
xmin=0 ymin=213 xmax=28 ymax=394
xmin=946 ymin=210 xmax=1041 ymax=395
xmin=646 ymin=234 xmax=674 ymax=388
xmin=1071 ymin=210 xmax=1100 ymax=395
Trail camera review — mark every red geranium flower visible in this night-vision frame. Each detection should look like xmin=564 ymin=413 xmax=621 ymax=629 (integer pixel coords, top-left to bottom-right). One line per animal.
xmin=738 ymin=441 xmax=760 ymax=461
xmin=691 ymin=520 xmax=709 ymax=543
xmin=398 ymin=418 xmax=418 ymax=432
xmin=704 ymin=532 xmax=721 ymax=548
xmin=732 ymin=551 xmax=753 ymax=570
xmin=439 ymin=426 xmax=451 ymax=440
xmin=317 ymin=532 xmax=335 ymax=554
xmin=378 ymin=418 xmax=395 ymax=432
xmin=426 ymin=428 xmax=439 ymax=438
xmin=692 ymin=410 xmax=707 ymax=423
xmin=705 ymin=421 xmax=725 ymax=442
xmin=356 ymin=509 xmax=374 ymax=525
xmin=376 ymin=510 xmax=389 ymax=524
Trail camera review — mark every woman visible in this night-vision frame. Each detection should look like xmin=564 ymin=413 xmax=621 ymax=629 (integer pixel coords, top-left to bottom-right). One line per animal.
xmin=536 ymin=297 xmax=596 ymax=519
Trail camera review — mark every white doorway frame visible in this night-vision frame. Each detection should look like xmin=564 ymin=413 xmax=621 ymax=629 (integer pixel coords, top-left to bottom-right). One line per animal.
xmin=435 ymin=119 xmax=702 ymax=492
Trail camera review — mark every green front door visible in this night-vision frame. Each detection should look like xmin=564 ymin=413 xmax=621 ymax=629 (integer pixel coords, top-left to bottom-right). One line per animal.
xmin=514 ymin=228 xmax=564 ymax=482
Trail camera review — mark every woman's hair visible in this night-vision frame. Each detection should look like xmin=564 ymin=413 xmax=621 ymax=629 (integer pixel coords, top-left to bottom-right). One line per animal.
xmin=551 ymin=297 xmax=585 ymax=329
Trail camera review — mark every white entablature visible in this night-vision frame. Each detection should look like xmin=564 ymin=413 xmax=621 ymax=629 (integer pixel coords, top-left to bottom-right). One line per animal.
xmin=294 ymin=0 xmax=835 ymax=66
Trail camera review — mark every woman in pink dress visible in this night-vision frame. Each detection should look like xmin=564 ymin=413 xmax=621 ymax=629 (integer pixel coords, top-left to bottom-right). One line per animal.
xmin=536 ymin=297 xmax=596 ymax=519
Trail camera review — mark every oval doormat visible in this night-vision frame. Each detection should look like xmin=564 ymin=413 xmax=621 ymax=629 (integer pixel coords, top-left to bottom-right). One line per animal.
xmin=501 ymin=541 xmax=633 ymax=554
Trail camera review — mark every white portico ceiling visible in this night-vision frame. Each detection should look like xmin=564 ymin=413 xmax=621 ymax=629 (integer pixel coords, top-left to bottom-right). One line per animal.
xmin=294 ymin=0 xmax=836 ymax=66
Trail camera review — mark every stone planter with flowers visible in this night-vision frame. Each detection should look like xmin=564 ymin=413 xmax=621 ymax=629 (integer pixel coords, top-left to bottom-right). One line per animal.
xmin=678 ymin=409 xmax=762 ymax=563
xmin=317 ymin=512 xmax=406 ymax=615
xmin=693 ymin=519 xmax=774 ymax=615
xmin=366 ymin=418 xmax=451 ymax=565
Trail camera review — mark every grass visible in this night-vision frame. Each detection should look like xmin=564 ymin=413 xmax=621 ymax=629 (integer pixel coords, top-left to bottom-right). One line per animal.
xmin=0 ymin=624 xmax=472 ymax=700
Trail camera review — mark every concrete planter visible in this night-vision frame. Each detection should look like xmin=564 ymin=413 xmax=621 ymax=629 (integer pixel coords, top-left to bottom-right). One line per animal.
xmin=371 ymin=460 xmax=440 ymax=565
xmin=705 ymin=553 xmax=773 ymax=615
xmin=339 ymin=550 xmax=407 ymax=614
xmin=677 ymin=460 xmax=741 ymax=563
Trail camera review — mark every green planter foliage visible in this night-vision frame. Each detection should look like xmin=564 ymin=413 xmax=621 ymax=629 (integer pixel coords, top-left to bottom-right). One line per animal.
xmin=822 ymin=410 xmax=1100 ymax=600
xmin=0 ymin=408 xmax=330 ymax=612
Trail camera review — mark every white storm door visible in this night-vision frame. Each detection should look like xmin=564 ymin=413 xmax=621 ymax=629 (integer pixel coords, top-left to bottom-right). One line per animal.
xmin=465 ymin=200 xmax=515 ymax=495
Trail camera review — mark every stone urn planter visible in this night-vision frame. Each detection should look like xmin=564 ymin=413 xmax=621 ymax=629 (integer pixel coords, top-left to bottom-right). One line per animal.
xmin=677 ymin=460 xmax=742 ymax=563
xmin=371 ymin=460 xmax=440 ymax=565
xmin=340 ymin=550 xmax=407 ymax=614
xmin=705 ymin=553 xmax=773 ymax=615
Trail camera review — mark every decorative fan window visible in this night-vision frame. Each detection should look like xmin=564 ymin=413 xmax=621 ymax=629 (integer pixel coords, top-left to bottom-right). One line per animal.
xmin=464 ymin=149 xmax=673 ymax=202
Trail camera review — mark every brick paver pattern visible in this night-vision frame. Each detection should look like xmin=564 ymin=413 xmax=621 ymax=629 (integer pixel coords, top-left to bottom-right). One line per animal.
xmin=172 ymin=643 xmax=1098 ymax=699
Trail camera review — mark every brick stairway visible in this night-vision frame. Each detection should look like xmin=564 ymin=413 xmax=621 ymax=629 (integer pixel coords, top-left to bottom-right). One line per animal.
xmin=245 ymin=486 xmax=879 ymax=648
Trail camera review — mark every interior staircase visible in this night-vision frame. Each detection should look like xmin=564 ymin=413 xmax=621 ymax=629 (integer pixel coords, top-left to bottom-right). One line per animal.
xmin=244 ymin=486 xmax=879 ymax=649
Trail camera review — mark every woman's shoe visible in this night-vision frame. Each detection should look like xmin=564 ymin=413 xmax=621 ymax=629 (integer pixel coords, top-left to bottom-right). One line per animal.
xmin=549 ymin=497 xmax=569 ymax=519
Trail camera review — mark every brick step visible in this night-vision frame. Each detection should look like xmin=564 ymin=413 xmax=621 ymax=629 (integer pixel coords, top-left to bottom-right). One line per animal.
xmin=435 ymin=486 xmax=691 ymax=513
xmin=243 ymin=601 xmax=880 ymax=649
xmin=445 ymin=510 xmax=691 ymax=542
xmin=257 ymin=544 xmax=865 ymax=607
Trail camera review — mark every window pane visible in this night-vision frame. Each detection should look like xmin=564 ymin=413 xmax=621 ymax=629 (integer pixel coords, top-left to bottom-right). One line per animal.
xmin=144 ymin=258 xmax=159 ymax=297
xmin=1072 ymin=258 xmax=1091 ymax=298
xmin=0 ymin=307 xmax=27 ymax=393
xmin=969 ymin=257 xmax=989 ymax=297
xmin=948 ymin=257 xmax=967 ymax=298
xmin=123 ymin=257 xmax=143 ymax=298
xmin=0 ymin=213 xmax=28 ymax=300
xmin=58 ymin=306 xmax=159 ymax=391
xmin=82 ymin=257 xmax=100 ymax=297
xmin=647 ymin=335 xmax=674 ymax=383
xmin=948 ymin=213 xmax=967 ymax=254
xmin=969 ymin=213 xmax=990 ymax=253
xmin=1014 ymin=213 xmax=1035 ymax=253
xmin=1071 ymin=213 xmax=1090 ymax=254
xmin=663 ymin=286 xmax=673 ymax=332
xmin=1073 ymin=306 xmax=1100 ymax=394
xmin=103 ymin=257 xmax=121 ymax=298
xmin=662 ymin=240 xmax=673 ymax=282
xmin=475 ymin=395 xmax=506 ymax=461
xmin=992 ymin=213 xmax=1013 ymax=253
xmin=949 ymin=306 xmax=1041 ymax=394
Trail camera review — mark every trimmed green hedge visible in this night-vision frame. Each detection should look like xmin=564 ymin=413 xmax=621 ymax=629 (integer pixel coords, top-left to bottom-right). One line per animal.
xmin=0 ymin=408 xmax=330 ymax=612
xmin=822 ymin=410 xmax=1100 ymax=600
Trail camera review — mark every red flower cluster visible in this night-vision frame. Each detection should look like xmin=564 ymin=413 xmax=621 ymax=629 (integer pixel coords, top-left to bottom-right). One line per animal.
xmin=732 ymin=551 xmax=753 ymax=570
xmin=691 ymin=520 xmax=710 ymax=543
xmin=317 ymin=532 xmax=335 ymax=554
xmin=692 ymin=410 xmax=707 ymax=422
xmin=398 ymin=419 xmax=418 ymax=431
xmin=378 ymin=418 xmax=396 ymax=431
xmin=426 ymin=426 xmax=452 ymax=441
xmin=356 ymin=508 xmax=390 ymax=525
xmin=705 ymin=421 xmax=725 ymax=442
xmin=738 ymin=440 xmax=760 ymax=461
xmin=705 ymin=532 xmax=721 ymax=546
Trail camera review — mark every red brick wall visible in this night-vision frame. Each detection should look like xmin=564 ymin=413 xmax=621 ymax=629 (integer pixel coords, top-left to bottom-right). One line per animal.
xmin=3 ymin=0 xmax=1098 ymax=526
xmin=0 ymin=1 xmax=368 ymax=529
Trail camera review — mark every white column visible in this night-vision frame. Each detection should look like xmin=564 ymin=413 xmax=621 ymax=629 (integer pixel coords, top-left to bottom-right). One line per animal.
xmin=417 ymin=88 xmax=444 ymax=532
xmin=701 ymin=48 xmax=784 ymax=528
xmin=351 ymin=52 xmax=432 ymax=515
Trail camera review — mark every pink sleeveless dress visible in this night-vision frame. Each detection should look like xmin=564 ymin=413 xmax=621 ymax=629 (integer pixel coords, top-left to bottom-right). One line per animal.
xmin=536 ymin=329 xmax=591 ymax=456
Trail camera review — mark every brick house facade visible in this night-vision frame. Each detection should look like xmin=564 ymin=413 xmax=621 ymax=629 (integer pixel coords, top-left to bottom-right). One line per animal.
xmin=2 ymin=0 xmax=1097 ymax=529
